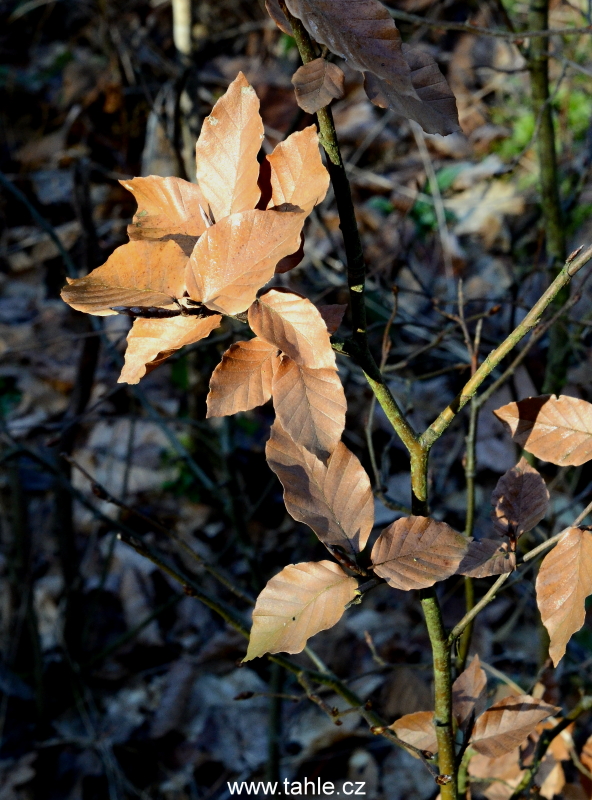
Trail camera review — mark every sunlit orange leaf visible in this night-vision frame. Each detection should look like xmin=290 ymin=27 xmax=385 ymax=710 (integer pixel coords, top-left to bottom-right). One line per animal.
xmin=452 ymin=655 xmax=487 ymax=731
xmin=185 ymin=209 xmax=305 ymax=315
xmin=364 ymin=44 xmax=460 ymax=135
xmin=285 ymin=0 xmax=413 ymax=94
xmin=248 ymin=289 xmax=336 ymax=369
xmin=206 ymin=338 xmax=280 ymax=417
xmin=468 ymin=749 xmax=525 ymax=800
xmin=470 ymin=695 xmax=559 ymax=758
xmin=244 ymin=560 xmax=357 ymax=659
xmin=195 ymin=72 xmax=264 ymax=222
xmin=389 ymin=711 xmax=437 ymax=755
xmin=61 ymin=239 xmax=187 ymax=316
xmin=121 ymin=176 xmax=207 ymax=240
xmin=371 ymin=515 xmax=468 ymax=591
xmin=457 ymin=539 xmax=516 ymax=578
xmin=292 ymin=58 xmax=345 ymax=113
xmin=536 ymin=526 xmax=592 ymax=666
xmin=491 ymin=458 xmax=549 ymax=538
xmin=579 ymin=734 xmax=592 ymax=797
xmin=272 ymin=356 xmax=346 ymax=461
xmin=318 ymin=304 xmax=347 ymax=334
xmin=119 ymin=314 xmax=222 ymax=384
xmin=493 ymin=395 xmax=592 ymax=467
xmin=266 ymin=420 xmax=374 ymax=555
xmin=266 ymin=125 xmax=330 ymax=215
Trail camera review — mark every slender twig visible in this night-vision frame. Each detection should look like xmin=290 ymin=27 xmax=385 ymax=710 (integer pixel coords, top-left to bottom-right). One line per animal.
xmin=448 ymin=574 xmax=511 ymax=645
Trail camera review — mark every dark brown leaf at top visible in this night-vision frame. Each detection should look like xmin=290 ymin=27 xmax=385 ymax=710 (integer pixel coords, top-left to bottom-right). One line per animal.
xmin=494 ymin=394 xmax=592 ymax=467
xmin=285 ymin=0 xmax=414 ymax=95
xmin=491 ymin=457 xmax=549 ymax=538
xmin=452 ymin=655 xmax=487 ymax=732
xmin=291 ymin=58 xmax=345 ymax=114
xmin=470 ymin=695 xmax=560 ymax=758
xmin=265 ymin=0 xmax=292 ymax=34
xmin=121 ymin=176 xmax=207 ymax=240
xmin=457 ymin=539 xmax=516 ymax=579
xmin=318 ymin=304 xmax=347 ymax=335
xmin=364 ymin=44 xmax=460 ymax=135
xmin=371 ymin=515 xmax=468 ymax=591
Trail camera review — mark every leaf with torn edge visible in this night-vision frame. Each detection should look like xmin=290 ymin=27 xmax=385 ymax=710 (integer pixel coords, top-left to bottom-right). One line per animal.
xmin=457 ymin=539 xmax=516 ymax=578
xmin=244 ymin=559 xmax=357 ymax=659
xmin=470 ymin=695 xmax=559 ymax=758
xmin=206 ymin=338 xmax=280 ymax=417
xmin=491 ymin=458 xmax=549 ymax=538
xmin=185 ymin=209 xmax=305 ymax=316
xmin=272 ymin=355 xmax=346 ymax=461
xmin=389 ymin=711 xmax=437 ymax=755
xmin=61 ymin=239 xmax=187 ymax=316
xmin=292 ymin=58 xmax=345 ymax=114
xmin=266 ymin=125 xmax=330 ymax=215
xmin=493 ymin=394 xmax=592 ymax=467
xmin=121 ymin=176 xmax=207 ymax=240
xmin=285 ymin=0 xmax=414 ymax=95
xmin=118 ymin=314 xmax=222 ymax=385
xmin=195 ymin=72 xmax=264 ymax=222
xmin=318 ymin=304 xmax=347 ymax=334
xmin=371 ymin=515 xmax=468 ymax=591
xmin=452 ymin=655 xmax=487 ymax=731
xmin=248 ymin=289 xmax=336 ymax=369
xmin=536 ymin=526 xmax=592 ymax=666
xmin=266 ymin=420 xmax=374 ymax=555
xmin=364 ymin=44 xmax=460 ymax=136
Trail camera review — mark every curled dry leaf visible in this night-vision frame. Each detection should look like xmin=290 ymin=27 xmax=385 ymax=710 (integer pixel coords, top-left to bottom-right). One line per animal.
xmin=249 ymin=289 xmax=336 ymax=369
xmin=389 ymin=711 xmax=437 ymax=755
xmin=285 ymin=0 xmax=414 ymax=95
xmin=195 ymin=72 xmax=264 ymax=222
xmin=206 ymin=338 xmax=280 ymax=417
xmin=452 ymin=655 xmax=487 ymax=731
xmin=457 ymin=539 xmax=516 ymax=578
xmin=364 ymin=44 xmax=460 ymax=136
xmin=272 ymin=355 xmax=346 ymax=461
xmin=536 ymin=527 xmax=592 ymax=666
xmin=244 ymin=560 xmax=357 ymax=659
xmin=266 ymin=420 xmax=374 ymax=555
xmin=121 ymin=176 xmax=207 ymax=240
xmin=491 ymin=457 xmax=549 ymax=538
xmin=266 ymin=125 xmax=330 ymax=215
xmin=493 ymin=395 xmax=592 ymax=467
xmin=371 ymin=515 xmax=468 ymax=591
xmin=119 ymin=314 xmax=222 ymax=384
xmin=265 ymin=0 xmax=292 ymax=34
xmin=470 ymin=695 xmax=560 ymax=758
xmin=185 ymin=209 xmax=305 ymax=316
xmin=318 ymin=304 xmax=347 ymax=334
xmin=291 ymin=58 xmax=345 ymax=114
xmin=61 ymin=239 xmax=187 ymax=316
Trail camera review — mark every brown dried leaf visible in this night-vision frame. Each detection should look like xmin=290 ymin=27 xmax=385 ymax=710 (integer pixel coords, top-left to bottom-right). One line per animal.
xmin=457 ymin=539 xmax=516 ymax=578
xmin=318 ymin=304 xmax=347 ymax=334
xmin=364 ymin=44 xmax=460 ymax=135
xmin=371 ymin=515 xmax=468 ymax=591
xmin=206 ymin=338 xmax=280 ymax=417
xmin=493 ymin=394 xmax=592 ymax=467
xmin=452 ymin=655 xmax=487 ymax=731
xmin=195 ymin=72 xmax=264 ymax=222
xmin=536 ymin=527 xmax=592 ymax=666
xmin=266 ymin=125 xmax=330 ymax=215
xmin=285 ymin=0 xmax=414 ymax=94
xmin=61 ymin=240 xmax=186 ymax=316
xmin=266 ymin=420 xmax=374 ymax=555
xmin=389 ymin=711 xmax=437 ymax=755
xmin=292 ymin=58 xmax=345 ymax=114
xmin=244 ymin=559 xmax=357 ymax=659
xmin=272 ymin=356 xmax=346 ymax=461
xmin=470 ymin=695 xmax=560 ymax=758
xmin=265 ymin=0 xmax=292 ymax=34
xmin=468 ymin=749 xmax=525 ymax=800
xmin=248 ymin=289 xmax=336 ymax=369
xmin=491 ymin=458 xmax=549 ymax=538
xmin=185 ymin=209 xmax=305 ymax=316
xmin=121 ymin=176 xmax=207 ymax=240
xmin=119 ymin=314 xmax=222 ymax=384
xmin=579 ymin=734 xmax=592 ymax=797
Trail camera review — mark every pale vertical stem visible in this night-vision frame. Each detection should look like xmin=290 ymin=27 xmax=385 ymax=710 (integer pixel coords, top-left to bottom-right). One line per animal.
xmin=172 ymin=0 xmax=192 ymax=59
